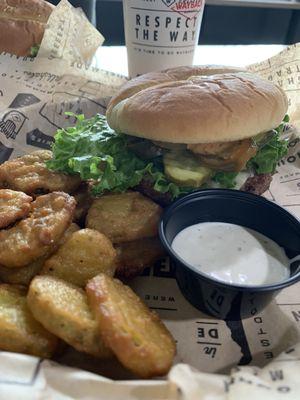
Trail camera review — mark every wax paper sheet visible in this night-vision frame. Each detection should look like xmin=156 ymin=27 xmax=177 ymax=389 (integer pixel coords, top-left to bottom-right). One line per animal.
xmin=1 ymin=343 xmax=300 ymax=400
xmin=0 ymin=1 xmax=299 ymax=399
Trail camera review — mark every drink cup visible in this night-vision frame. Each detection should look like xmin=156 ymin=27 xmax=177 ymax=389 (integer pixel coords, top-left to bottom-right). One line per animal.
xmin=123 ymin=0 xmax=205 ymax=78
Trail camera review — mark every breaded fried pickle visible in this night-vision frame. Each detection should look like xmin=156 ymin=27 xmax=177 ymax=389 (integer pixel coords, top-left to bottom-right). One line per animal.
xmin=72 ymin=183 xmax=94 ymax=224
xmin=115 ymin=237 xmax=166 ymax=278
xmin=0 ymin=189 xmax=32 ymax=229
xmin=0 ymin=192 xmax=76 ymax=268
xmin=86 ymin=192 xmax=162 ymax=244
xmin=0 ymin=223 xmax=80 ymax=285
xmin=0 ymin=259 xmax=45 ymax=287
xmin=0 ymin=284 xmax=57 ymax=357
xmin=41 ymin=229 xmax=117 ymax=287
xmin=0 ymin=150 xmax=81 ymax=195
xmin=27 ymin=276 xmax=111 ymax=358
xmin=86 ymin=274 xmax=176 ymax=378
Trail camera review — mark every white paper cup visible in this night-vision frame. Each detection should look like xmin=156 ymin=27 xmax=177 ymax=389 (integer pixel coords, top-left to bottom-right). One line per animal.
xmin=123 ymin=0 xmax=205 ymax=78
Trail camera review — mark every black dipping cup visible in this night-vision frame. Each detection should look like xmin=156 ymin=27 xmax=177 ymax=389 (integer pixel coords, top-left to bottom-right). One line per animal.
xmin=159 ymin=189 xmax=300 ymax=320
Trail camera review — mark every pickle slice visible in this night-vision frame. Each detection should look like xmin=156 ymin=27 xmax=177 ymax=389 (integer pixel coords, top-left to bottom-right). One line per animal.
xmin=163 ymin=151 xmax=213 ymax=188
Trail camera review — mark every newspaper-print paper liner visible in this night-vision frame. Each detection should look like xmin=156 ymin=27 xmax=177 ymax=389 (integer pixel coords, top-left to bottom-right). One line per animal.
xmin=0 ymin=1 xmax=299 ymax=398
xmin=0 ymin=0 xmax=126 ymax=162
xmin=248 ymin=45 xmax=300 ymax=218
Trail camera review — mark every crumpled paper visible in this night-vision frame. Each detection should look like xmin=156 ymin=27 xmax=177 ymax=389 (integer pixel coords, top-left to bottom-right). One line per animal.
xmin=170 ymin=342 xmax=300 ymax=400
xmin=248 ymin=43 xmax=300 ymax=131
xmin=1 ymin=343 xmax=300 ymax=399
xmin=0 ymin=1 xmax=299 ymax=399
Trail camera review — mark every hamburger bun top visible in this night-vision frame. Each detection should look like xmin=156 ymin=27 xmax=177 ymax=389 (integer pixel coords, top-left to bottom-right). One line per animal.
xmin=0 ymin=0 xmax=54 ymax=56
xmin=106 ymin=65 xmax=288 ymax=144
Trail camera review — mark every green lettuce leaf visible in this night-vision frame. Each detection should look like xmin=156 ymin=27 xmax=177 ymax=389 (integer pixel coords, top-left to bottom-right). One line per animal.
xmin=212 ymin=171 xmax=239 ymax=188
xmin=30 ymin=44 xmax=40 ymax=57
xmin=47 ymin=114 xmax=188 ymax=199
xmin=48 ymin=113 xmax=290 ymax=198
xmin=247 ymin=116 xmax=289 ymax=174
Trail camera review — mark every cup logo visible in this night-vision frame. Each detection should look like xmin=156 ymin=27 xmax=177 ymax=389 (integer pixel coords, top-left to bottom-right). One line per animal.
xmin=162 ymin=0 xmax=176 ymax=5
xmin=161 ymin=0 xmax=204 ymax=18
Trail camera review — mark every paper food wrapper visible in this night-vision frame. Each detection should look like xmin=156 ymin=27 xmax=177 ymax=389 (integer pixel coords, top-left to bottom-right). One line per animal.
xmin=0 ymin=0 xmax=126 ymax=162
xmin=0 ymin=1 xmax=299 ymax=399
xmin=1 ymin=344 xmax=300 ymax=400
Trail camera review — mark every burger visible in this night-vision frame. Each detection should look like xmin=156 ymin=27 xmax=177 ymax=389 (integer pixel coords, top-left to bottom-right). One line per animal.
xmin=106 ymin=66 xmax=288 ymax=202
xmin=0 ymin=0 xmax=54 ymax=57
xmin=48 ymin=66 xmax=289 ymax=205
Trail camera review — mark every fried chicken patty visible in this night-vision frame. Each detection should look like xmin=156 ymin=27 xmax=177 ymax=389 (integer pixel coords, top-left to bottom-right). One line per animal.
xmin=187 ymin=138 xmax=257 ymax=171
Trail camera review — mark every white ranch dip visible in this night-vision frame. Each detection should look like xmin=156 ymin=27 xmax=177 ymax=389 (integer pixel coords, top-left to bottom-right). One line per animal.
xmin=171 ymin=222 xmax=290 ymax=286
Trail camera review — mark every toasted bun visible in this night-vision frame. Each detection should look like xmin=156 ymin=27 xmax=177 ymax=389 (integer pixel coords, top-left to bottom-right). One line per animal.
xmin=108 ymin=65 xmax=245 ymax=112
xmin=0 ymin=0 xmax=54 ymax=56
xmin=107 ymin=66 xmax=288 ymax=144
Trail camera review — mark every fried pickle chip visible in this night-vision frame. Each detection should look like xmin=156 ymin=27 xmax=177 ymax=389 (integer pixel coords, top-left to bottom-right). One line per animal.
xmin=0 ymin=150 xmax=81 ymax=195
xmin=0 ymin=284 xmax=58 ymax=357
xmin=41 ymin=229 xmax=117 ymax=287
xmin=115 ymin=237 xmax=166 ymax=279
xmin=0 ymin=259 xmax=45 ymax=287
xmin=72 ymin=183 xmax=94 ymax=225
xmin=0 ymin=223 xmax=80 ymax=285
xmin=27 ymin=276 xmax=111 ymax=358
xmin=86 ymin=192 xmax=162 ymax=244
xmin=86 ymin=274 xmax=176 ymax=378
xmin=0 ymin=189 xmax=32 ymax=229
xmin=0 ymin=192 xmax=76 ymax=268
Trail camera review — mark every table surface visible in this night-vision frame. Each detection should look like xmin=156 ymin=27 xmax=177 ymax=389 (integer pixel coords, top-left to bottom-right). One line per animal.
xmin=95 ymin=44 xmax=286 ymax=76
